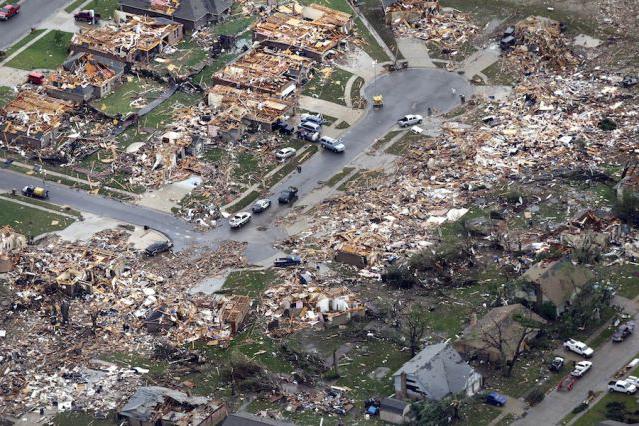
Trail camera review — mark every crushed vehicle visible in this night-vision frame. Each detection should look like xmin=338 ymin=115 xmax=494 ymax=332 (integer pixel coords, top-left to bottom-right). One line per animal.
xmin=21 ymin=185 xmax=49 ymax=199
xmin=319 ymin=136 xmax=345 ymax=153
xmin=229 ymin=212 xmax=251 ymax=229
xmin=296 ymin=128 xmax=320 ymax=142
xmin=278 ymin=186 xmax=298 ymax=204
xmin=549 ymin=356 xmax=565 ymax=372
xmin=251 ymin=199 xmax=271 ymax=213
xmin=571 ymin=361 xmax=592 ymax=377
xmin=609 ymin=380 xmax=637 ymax=394
xmin=273 ymin=120 xmax=294 ymax=135
xmin=563 ymin=339 xmax=593 ymax=358
xmin=273 ymin=255 xmax=302 ymax=267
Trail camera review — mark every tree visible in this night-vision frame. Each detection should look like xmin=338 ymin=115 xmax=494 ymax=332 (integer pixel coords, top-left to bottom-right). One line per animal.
xmin=401 ymin=304 xmax=429 ymax=357
xmin=480 ymin=308 xmax=543 ymax=377
xmin=412 ymin=395 xmax=468 ymax=425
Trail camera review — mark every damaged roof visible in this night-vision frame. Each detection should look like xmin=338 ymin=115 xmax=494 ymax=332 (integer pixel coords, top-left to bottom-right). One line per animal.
xmin=522 ymin=259 xmax=594 ymax=307
xmin=2 ymin=91 xmax=74 ymax=137
xmin=120 ymin=0 xmax=232 ymax=20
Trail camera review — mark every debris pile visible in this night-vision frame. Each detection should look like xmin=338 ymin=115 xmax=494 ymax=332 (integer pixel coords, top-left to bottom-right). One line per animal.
xmin=265 ymin=387 xmax=355 ymax=416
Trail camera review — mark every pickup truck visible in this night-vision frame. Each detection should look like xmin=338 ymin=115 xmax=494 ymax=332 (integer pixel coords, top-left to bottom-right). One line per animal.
xmin=609 ymin=380 xmax=637 ymax=395
xmin=563 ymin=339 xmax=594 ymax=358
xmin=0 ymin=4 xmax=19 ymax=20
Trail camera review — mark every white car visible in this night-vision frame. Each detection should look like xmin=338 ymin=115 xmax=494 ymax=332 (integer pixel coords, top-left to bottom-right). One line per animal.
xmin=229 ymin=212 xmax=251 ymax=229
xmin=626 ymin=376 xmax=639 ymax=387
xmin=319 ymin=136 xmax=345 ymax=153
xmin=570 ymin=361 xmax=592 ymax=377
xmin=397 ymin=114 xmax=423 ymax=128
xmin=563 ymin=339 xmax=594 ymax=358
xmin=251 ymin=199 xmax=271 ymax=213
xmin=609 ymin=380 xmax=637 ymax=394
xmin=275 ymin=147 xmax=296 ymax=160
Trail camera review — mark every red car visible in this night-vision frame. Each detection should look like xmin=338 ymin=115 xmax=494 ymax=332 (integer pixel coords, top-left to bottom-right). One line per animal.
xmin=0 ymin=4 xmax=20 ymax=21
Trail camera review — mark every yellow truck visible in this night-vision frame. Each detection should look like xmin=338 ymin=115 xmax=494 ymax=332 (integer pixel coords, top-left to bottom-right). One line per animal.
xmin=22 ymin=185 xmax=49 ymax=199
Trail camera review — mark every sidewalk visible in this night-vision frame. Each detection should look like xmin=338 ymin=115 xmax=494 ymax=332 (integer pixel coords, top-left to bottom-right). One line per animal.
xmin=0 ymin=194 xmax=77 ymax=218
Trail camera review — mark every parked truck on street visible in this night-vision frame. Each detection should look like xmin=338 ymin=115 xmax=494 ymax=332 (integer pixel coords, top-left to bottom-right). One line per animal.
xmin=609 ymin=380 xmax=637 ymax=394
xmin=22 ymin=185 xmax=49 ymax=199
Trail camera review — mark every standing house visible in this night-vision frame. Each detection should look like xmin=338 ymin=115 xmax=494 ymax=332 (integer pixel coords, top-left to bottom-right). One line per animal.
xmin=70 ymin=15 xmax=183 ymax=65
xmin=119 ymin=0 xmax=233 ymax=32
xmin=454 ymin=304 xmax=547 ymax=363
xmin=46 ymin=53 xmax=124 ymax=103
xmin=1 ymin=91 xmax=74 ymax=149
xmin=253 ymin=4 xmax=353 ymax=62
xmin=393 ymin=342 xmax=482 ymax=400
xmin=518 ymin=259 xmax=594 ymax=316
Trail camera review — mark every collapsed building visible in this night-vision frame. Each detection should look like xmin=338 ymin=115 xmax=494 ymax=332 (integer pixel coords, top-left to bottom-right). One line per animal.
xmin=119 ymin=0 xmax=233 ymax=32
xmin=207 ymin=84 xmax=294 ymax=139
xmin=1 ymin=91 xmax=75 ymax=149
xmin=212 ymin=47 xmax=314 ymax=98
xmin=382 ymin=0 xmax=440 ymax=26
xmin=46 ymin=53 xmax=125 ymax=103
xmin=253 ymin=3 xmax=353 ymax=62
xmin=70 ymin=15 xmax=184 ymax=65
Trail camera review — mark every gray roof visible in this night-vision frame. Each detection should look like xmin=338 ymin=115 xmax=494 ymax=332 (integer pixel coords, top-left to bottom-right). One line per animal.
xmin=119 ymin=386 xmax=209 ymax=421
xmin=222 ymin=412 xmax=296 ymax=426
xmin=119 ymin=0 xmax=232 ymax=22
xmin=393 ymin=342 xmax=477 ymax=400
xmin=380 ymin=397 xmax=409 ymax=414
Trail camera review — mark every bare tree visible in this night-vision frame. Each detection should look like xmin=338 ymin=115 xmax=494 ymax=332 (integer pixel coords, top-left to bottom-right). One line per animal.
xmin=401 ymin=304 xmax=429 ymax=357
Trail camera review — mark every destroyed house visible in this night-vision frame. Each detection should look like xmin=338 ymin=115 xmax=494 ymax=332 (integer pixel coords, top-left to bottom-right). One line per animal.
xmin=70 ymin=16 xmax=183 ymax=64
xmin=454 ymin=304 xmax=547 ymax=363
xmin=212 ymin=48 xmax=313 ymax=98
xmin=253 ymin=4 xmax=353 ymax=62
xmin=207 ymin=84 xmax=294 ymax=138
xmin=1 ymin=91 xmax=74 ymax=149
xmin=118 ymin=386 xmax=228 ymax=426
xmin=518 ymin=259 xmax=594 ymax=316
xmin=393 ymin=342 xmax=482 ymax=401
xmin=382 ymin=0 xmax=440 ymax=25
xmin=46 ymin=53 xmax=124 ymax=103
xmin=119 ymin=0 xmax=232 ymax=31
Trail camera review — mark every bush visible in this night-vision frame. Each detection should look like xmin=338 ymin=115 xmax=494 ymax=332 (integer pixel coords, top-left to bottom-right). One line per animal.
xmin=382 ymin=264 xmax=416 ymax=289
xmin=525 ymin=388 xmax=545 ymax=406
xmin=613 ymin=191 xmax=639 ymax=226
xmin=537 ymin=301 xmax=558 ymax=321
xmin=598 ymin=117 xmax=618 ymax=131
xmin=605 ymin=401 xmax=627 ymax=422
xmin=572 ymin=403 xmax=588 ymax=414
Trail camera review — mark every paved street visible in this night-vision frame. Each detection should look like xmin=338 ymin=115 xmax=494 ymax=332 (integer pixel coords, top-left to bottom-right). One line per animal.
xmin=515 ymin=296 xmax=639 ymax=425
xmin=0 ymin=68 xmax=469 ymax=263
xmin=0 ymin=0 xmax=71 ymax=51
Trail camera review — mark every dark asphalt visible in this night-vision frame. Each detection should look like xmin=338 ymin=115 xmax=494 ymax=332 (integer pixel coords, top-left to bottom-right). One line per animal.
xmin=0 ymin=68 xmax=470 ymax=263
xmin=0 ymin=0 xmax=71 ymax=51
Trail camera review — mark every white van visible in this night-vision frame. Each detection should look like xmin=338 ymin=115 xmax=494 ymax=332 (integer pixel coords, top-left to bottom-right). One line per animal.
xmin=298 ymin=121 xmax=321 ymax=133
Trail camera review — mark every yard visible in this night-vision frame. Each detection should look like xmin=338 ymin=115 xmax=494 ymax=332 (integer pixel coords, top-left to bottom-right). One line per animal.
xmin=4 ymin=29 xmax=45 ymax=57
xmin=92 ymin=77 xmax=167 ymax=118
xmin=220 ymin=269 xmax=280 ymax=298
xmin=82 ymin=0 xmax=120 ymax=19
xmin=147 ymin=39 xmax=208 ymax=77
xmin=303 ymin=67 xmax=355 ymax=106
xmin=0 ymin=198 xmax=75 ymax=237
xmin=6 ymin=30 xmax=73 ymax=70
xmin=573 ymin=392 xmax=639 ymax=425
xmin=0 ymin=86 xmax=15 ymax=108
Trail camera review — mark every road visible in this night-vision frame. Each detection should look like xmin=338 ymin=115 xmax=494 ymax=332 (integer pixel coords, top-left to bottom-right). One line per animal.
xmin=0 ymin=68 xmax=470 ymax=263
xmin=0 ymin=0 xmax=71 ymax=51
xmin=514 ymin=296 xmax=639 ymax=425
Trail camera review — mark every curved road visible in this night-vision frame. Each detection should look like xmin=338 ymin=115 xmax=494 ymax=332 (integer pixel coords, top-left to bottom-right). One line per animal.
xmin=0 ymin=68 xmax=471 ymax=263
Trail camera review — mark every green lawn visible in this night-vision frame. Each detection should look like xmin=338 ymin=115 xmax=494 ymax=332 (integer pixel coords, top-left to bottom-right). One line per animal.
xmin=481 ymin=60 xmax=517 ymax=86
xmin=303 ymin=67 xmax=354 ymax=106
xmin=325 ymin=167 xmax=355 ymax=187
xmin=193 ymin=52 xmax=241 ymax=87
xmin=7 ymin=30 xmax=73 ymax=70
xmin=147 ymin=39 xmax=208 ymax=77
xmin=573 ymin=392 xmax=639 ymax=425
xmin=93 ymin=78 xmax=167 ymax=118
xmin=226 ymin=190 xmax=261 ymax=214
xmin=214 ymin=16 xmax=255 ymax=35
xmin=371 ymin=129 xmax=402 ymax=151
xmin=357 ymin=0 xmax=403 ymax=60
xmin=385 ymin=132 xmax=425 ymax=155
xmin=354 ymin=17 xmax=391 ymax=63
xmin=4 ymin=29 xmax=45 ymax=57
xmin=82 ymin=0 xmax=120 ymax=19
xmin=0 ymin=199 xmax=74 ymax=237
xmin=221 ymin=269 xmax=280 ymax=298
xmin=0 ymin=87 xmax=15 ymax=108
xmin=594 ymin=263 xmax=639 ymax=300
xmin=64 ymin=0 xmax=86 ymax=13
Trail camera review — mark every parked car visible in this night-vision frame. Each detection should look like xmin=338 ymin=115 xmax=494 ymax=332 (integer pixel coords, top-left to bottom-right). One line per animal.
xmin=549 ymin=356 xmax=565 ymax=372
xmin=298 ymin=121 xmax=321 ymax=133
xmin=626 ymin=376 xmax=639 ymax=387
xmin=144 ymin=240 xmax=173 ymax=256
xmin=274 ymin=255 xmax=302 ymax=267
xmin=319 ymin=136 xmax=345 ymax=153
xmin=571 ymin=361 xmax=592 ymax=377
xmin=273 ymin=120 xmax=294 ymax=135
xmin=278 ymin=186 xmax=298 ymax=204
xmin=485 ymin=391 xmax=507 ymax=407
xmin=609 ymin=380 xmax=637 ymax=394
xmin=74 ymin=10 xmax=101 ymax=24
xmin=0 ymin=4 xmax=20 ymax=20
xmin=229 ymin=212 xmax=251 ymax=229
xmin=22 ymin=185 xmax=49 ymax=199
xmin=251 ymin=199 xmax=271 ymax=213
xmin=613 ymin=321 xmax=636 ymax=342
xmin=397 ymin=114 xmax=423 ymax=128
xmin=563 ymin=339 xmax=594 ymax=358
xmin=300 ymin=112 xmax=325 ymax=125
xmin=296 ymin=128 xmax=320 ymax=142
xmin=275 ymin=147 xmax=296 ymax=160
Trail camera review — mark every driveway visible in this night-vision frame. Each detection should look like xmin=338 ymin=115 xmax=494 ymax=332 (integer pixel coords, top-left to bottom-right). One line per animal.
xmin=515 ymin=296 xmax=639 ymax=425
xmin=0 ymin=0 xmax=72 ymax=51
xmin=0 ymin=68 xmax=470 ymax=263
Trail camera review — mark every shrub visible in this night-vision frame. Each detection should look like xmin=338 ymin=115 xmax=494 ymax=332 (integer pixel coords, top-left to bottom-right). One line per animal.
xmin=525 ymin=388 xmax=545 ymax=406
xmin=613 ymin=191 xmax=639 ymax=226
xmin=382 ymin=264 xmax=417 ymax=289
xmin=572 ymin=403 xmax=588 ymax=414
xmin=598 ymin=117 xmax=618 ymax=131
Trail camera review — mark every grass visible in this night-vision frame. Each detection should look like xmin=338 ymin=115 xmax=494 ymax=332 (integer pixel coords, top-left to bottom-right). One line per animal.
xmin=463 ymin=399 xmax=502 ymax=426
xmin=220 ymin=269 xmax=280 ymax=298
xmin=0 ymin=198 xmax=75 ymax=237
xmin=0 ymin=86 xmax=15 ymax=108
xmin=594 ymin=263 xmax=639 ymax=301
xmin=214 ymin=16 xmax=255 ymax=35
xmin=481 ymin=60 xmax=517 ymax=86
xmin=357 ymin=0 xmax=403 ymax=60
xmin=64 ymin=0 xmax=86 ymax=13
xmin=192 ymin=52 xmax=241 ymax=87
xmin=298 ymin=0 xmax=352 ymax=14
xmin=6 ymin=30 xmax=73 ymax=70
xmin=325 ymin=167 xmax=355 ymax=187
xmin=5 ymin=193 xmax=82 ymax=217
xmin=4 ymin=29 xmax=45 ymax=57
xmin=337 ymin=169 xmax=383 ymax=191
xmin=148 ymin=39 xmax=208 ymax=77
xmin=335 ymin=120 xmax=351 ymax=129
xmin=82 ymin=0 xmax=120 ymax=19
xmin=226 ymin=190 xmax=261 ymax=214
xmin=354 ymin=17 xmax=391 ymax=63
xmin=92 ymin=77 xmax=166 ymax=118
xmin=385 ymin=132 xmax=424 ymax=155
xmin=572 ymin=392 xmax=639 ymax=426
xmin=303 ymin=67 xmax=354 ymax=106
xmin=371 ymin=129 xmax=402 ymax=151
